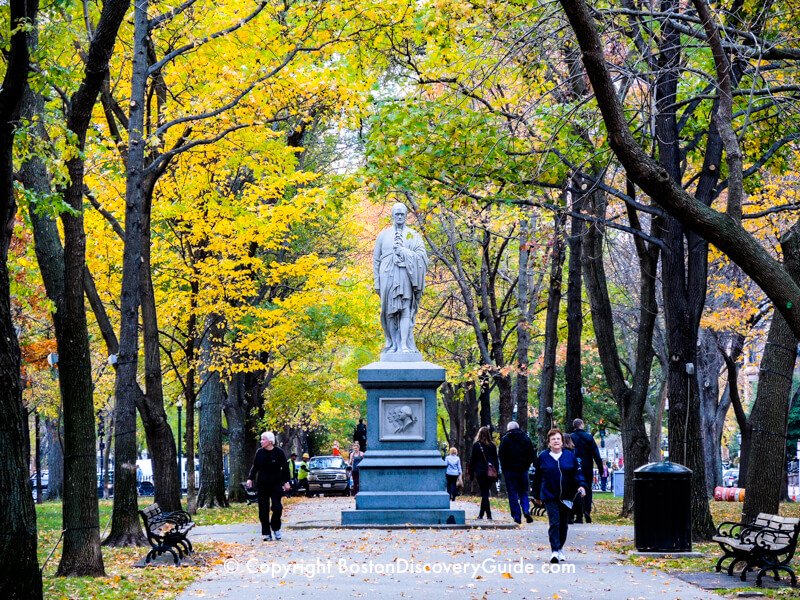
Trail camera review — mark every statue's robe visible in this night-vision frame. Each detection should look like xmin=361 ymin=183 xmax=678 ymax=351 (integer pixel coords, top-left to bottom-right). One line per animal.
xmin=373 ymin=225 xmax=428 ymax=351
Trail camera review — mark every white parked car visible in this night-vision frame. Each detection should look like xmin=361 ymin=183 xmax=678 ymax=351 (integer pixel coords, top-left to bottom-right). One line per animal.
xmin=722 ymin=468 xmax=739 ymax=487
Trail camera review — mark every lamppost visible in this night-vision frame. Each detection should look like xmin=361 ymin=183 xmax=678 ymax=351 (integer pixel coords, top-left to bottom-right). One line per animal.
xmin=176 ymin=399 xmax=183 ymax=493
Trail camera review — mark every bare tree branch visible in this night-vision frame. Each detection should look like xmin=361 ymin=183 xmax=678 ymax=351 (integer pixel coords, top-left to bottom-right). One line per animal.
xmin=149 ymin=0 xmax=200 ymax=30
xmin=147 ymin=123 xmax=251 ymax=175
xmin=85 ymin=184 xmax=124 ymax=240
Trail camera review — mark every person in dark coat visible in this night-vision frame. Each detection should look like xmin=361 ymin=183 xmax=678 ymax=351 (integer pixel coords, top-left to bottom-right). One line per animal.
xmin=498 ymin=421 xmax=535 ymax=524
xmin=353 ymin=418 xmax=367 ymax=451
xmin=468 ymin=426 xmax=498 ymax=520
xmin=569 ymin=418 xmax=604 ymax=523
xmin=600 ymin=461 xmax=610 ymax=492
xmin=531 ymin=428 xmax=587 ymax=563
xmin=246 ymin=431 xmax=291 ymax=541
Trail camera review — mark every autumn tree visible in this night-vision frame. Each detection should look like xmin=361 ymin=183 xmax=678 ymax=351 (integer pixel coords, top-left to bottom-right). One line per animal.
xmin=556 ymin=0 xmax=800 ymax=533
xmin=0 ymin=0 xmax=42 ymax=595
xmin=13 ymin=0 xmax=131 ymax=573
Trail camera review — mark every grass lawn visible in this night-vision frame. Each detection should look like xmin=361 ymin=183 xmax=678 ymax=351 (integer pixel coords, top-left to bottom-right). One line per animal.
xmin=36 ymin=497 xmax=287 ymax=599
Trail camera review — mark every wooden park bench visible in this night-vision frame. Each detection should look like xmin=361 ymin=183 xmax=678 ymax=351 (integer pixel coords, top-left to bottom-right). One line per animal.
xmin=713 ymin=512 xmax=799 ymax=587
xmin=139 ymin=503 xmax=195 ymax=565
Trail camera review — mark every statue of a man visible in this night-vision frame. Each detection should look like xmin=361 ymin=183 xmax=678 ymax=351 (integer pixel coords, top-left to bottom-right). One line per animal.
xmin=373 ymin=203 xmax=428 ymax=354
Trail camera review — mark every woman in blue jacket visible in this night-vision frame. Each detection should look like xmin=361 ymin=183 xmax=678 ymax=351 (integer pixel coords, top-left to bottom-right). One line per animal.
xmin=531 ymin=428 xmax=587 ymax=563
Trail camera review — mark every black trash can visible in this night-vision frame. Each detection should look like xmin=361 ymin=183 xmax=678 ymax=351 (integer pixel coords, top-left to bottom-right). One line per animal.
xmin=633 ymin=461 xmax=692 ymax=552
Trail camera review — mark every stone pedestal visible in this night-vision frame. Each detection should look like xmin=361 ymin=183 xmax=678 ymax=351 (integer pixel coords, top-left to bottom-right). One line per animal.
xmin=341 ymin=360 xmax=465 ymax=525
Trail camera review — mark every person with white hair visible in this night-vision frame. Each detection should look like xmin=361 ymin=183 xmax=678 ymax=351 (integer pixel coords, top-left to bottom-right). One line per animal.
xmin=498 ymin=420 xmax=535 ymax=525
xmin=247 ymin=431 xmax=291 ymax=541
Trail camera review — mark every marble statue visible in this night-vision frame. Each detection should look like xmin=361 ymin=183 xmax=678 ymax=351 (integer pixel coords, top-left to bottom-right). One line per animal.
xmin=373 ymin=202 xmax=428 ymax=355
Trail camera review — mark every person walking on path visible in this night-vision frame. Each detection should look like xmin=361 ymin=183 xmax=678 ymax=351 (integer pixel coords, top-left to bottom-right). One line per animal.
xmin=600 ymin=461 xmax=610 ymax=492
xmin=445 ymin=447 xmax=462 ymax=501
xmin=569 ymin=418 xmax=604 ymax=523
xmin=498 ymin=421 xmax=535 ymax=524
xmin=287 ymin=452 xmax=299 ymax=496
xmin=353 ymin=418 xmax=367 ymax=451
xmin=532 ymin=428 xmax=587 ymax=563
xmin=297 ymin=452 xmax=310 ymax=495
xmin=469 ymin=426 xmax=498 ymax=520
xmin=349 ymin=442 xmax=365 ymax=495
xmin=246 ymin=431 xmax=291 ymax=541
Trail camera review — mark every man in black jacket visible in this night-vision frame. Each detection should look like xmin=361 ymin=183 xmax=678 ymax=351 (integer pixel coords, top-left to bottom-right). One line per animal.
xmin=353 ymin=418 xmax=367 ymax=451
xmin=498 ymin=421 xmax=535 ymax=524
xmin=246 ymin=431 xmax=291 ymax=541
xmin=569 ymin=419 xmax=604 ymax=523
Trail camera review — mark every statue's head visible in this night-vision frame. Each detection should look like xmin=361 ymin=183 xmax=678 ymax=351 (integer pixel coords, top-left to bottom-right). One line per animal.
xmin=392 ymin=202 xmax=408 ymax=227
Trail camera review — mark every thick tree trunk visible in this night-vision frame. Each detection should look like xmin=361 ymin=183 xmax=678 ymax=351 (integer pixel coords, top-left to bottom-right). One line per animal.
xmin=479 ymin=375 xmax=492 ymax=428
xmin=442 ymin=381 xmax=478 ymax=461
xmin=648 ymin=375 xmax=667 ymax=462
xmin=223 ymin=373 xmax=249 ymax=503
xmin=0 ymin=9 xmax=42 ymax=586
xmin=137 ymin=388 xmax=181 ymax=512
xmin=244 ymin=372 xmax=264 ymax=467
xmin=738 ymin=427 xmax=753 ymax=489
xmin=19 ymin=31 xmax=63 ymax=512
xmin=463 ymin=383 xmax=480 ymax=457
xmin=697 ymin=329 xmax=725 ymax=496
xmin=516 ymin=218 xmax=531 ymax=433
xmin=34 ymin=411 xmax=42 ymax=504
xmin=55 ymin=0 xmax=129 ymax=575
xmin=496 ymin=375 xmax=513 ymax=435
xmin=104 ymin=0 xmax=151 ymax=548
xmin=722 ymin=347 xmax=752 ymax=489
xmin=197 ymin=315 xmax=228 ymax=508
xmin=104 ymin=379 xmax=144 ymax=547
xmin=741 ymin=311 xmax=795 ymax=521
xmin=138 ymin=201 xmax=181 ymax=512
xmin=651 ymin=0 xmax=714 ymax=538
xmin=0 ymin=269 xmax=41 ymax=600
xmin=441 ymin=383 xmax=461 ymax=453
xmin=45 ymin=416 xmax=64 ymax=500
xmin=102 ymin=412 xmax=114 ymax=500
xmin=662 ymin=293 xmax=715 ymax=538
xmin=665 ymin=357 xmax=715 ymax=538
xmin=582 ymin=187 xmax=656 ymax=516
xmin=537 ymin=212 xmax=565 ymax=449
xmin=184 ymin=282 xmax=200 ymax=514
xmin=620 ymin=395 xmax=652 ymax=508
xmin=185 ymin=380 xmax=198 ymax=514
xmin=565 ymin=185 xmax=586 ymax=429
xmin=56 ymin=84 xmax=108 ymax=573
xmin=742 ymin=225 xmax=800 ymax=522
xmin=478 ymin=227 xmax=514 ymax=434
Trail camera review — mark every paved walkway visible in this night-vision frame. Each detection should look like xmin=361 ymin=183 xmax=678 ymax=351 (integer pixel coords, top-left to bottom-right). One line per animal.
xmin=178 ymin=497 xmax=723 ymax=600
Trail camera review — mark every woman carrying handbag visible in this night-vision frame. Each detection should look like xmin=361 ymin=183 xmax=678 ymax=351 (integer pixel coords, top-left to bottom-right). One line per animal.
xmin=468 ymin=426 xmax=498 ymax=520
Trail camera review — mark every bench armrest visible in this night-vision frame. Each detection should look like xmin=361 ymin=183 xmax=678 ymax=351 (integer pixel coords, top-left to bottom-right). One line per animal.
xmin=753 ymin=526 xmax=797 ymax=553
xmin=162 ymin=510 xmax=192 ymax=526
xmin=716 ymin=521 xmax=750 ymax=539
